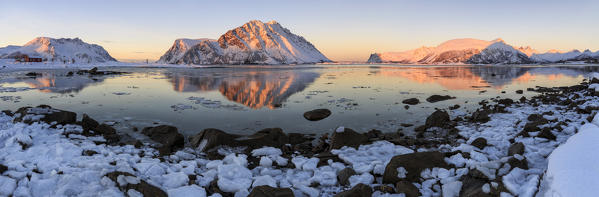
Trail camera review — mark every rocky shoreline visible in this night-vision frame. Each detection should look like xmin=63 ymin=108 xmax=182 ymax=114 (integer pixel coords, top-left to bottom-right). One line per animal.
xmin=0 ymin=76 xmax=598 ymax=196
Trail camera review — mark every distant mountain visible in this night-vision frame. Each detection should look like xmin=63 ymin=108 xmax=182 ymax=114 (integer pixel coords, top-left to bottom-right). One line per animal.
xmin=0 ymin=37 xmax=117 ymax=63
xmin=158 ymin=20 xmax=331 ymax=65
xmin=368 ymin=38 xmax=598 ymax=64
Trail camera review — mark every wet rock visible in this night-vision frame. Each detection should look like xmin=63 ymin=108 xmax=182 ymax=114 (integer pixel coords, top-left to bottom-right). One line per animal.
xmin=316 ymin=152 xmax=342 ymax=167
xmin=497 ymin=98 xmax=514 ymax=106
xmin=373 ymin=185 xmax=395 ymax=194
xmin=508 ymin=157 xmax=529 ymax=170
xmin=537 ymin=129 xmax=556 ymax=140
xmin=80 ymin=114 xmax=99 ymax=131
xmin=365 ymin=129 xmax=383 ymax=140
xmin=0 ymin=164 xmax=7 ymax=174
xmin=470 ymin=137 xmax=487 ymax=149
xmin=383 ymin=151 xmax=449 ymax=183
xmin=248 ymin=185 xmax=294 ymax=197
xmin=508 ymin=142 xmax=525 ymax=156
xmin=334 ymin=183 xmax=372 ymax=197
xmin=515 ymin=90 xmax=524 ymax=94
xmin=329 ymin=128 xmax=369 ymax=150
xmin=288 ymin=133 xmax=312 ymax=145
xmin=404 ymin=105 xmax=410 ymax=110
xmin=400 ymin=123 xmax=413 ymax=127
xmin=191 ymin=128 xmax=289 ymax=152
xmin=402 ymin=98 xmax=420 ymax=105
xmin=460 ymin=170 xmax=492 ymax=197
xmin=426 ymin=95 xmax=456 ymax=103
xmin=1 ymin=110 xmax=13 ymax=116
xmin=105 ymin=171 xmax=167 ymax=197
xmin=470 ymin=109 xmax=491 ymax=123
xmin=337 ymin=167 xmax=357 ymax=186
xmin=395 ymin=181 xmax=420 ymax=197
xmin=66 ymin=71 xmax=74 ymax=76
xmin=14 ymin=105 xmax=77 ymax=125
xmin=142 ymin=125 xmax=184 ymax=155
xmin=449 ymin=104 xmax=461 ymax=110
xmin=303 ymin=109 xmax=332 ymax=121
xmin=25 ymin=72 xmax=42 ymax=77
xmin=190 ymin=128 xmax=240 ymax=151
xmin=425 ymin=110 xmax=450 ymax=128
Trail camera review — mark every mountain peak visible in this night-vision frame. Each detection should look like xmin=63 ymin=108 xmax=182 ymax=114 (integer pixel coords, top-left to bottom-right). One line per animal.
xmin=492 ymin=38 xmax=505 ymax=43
xmin=1 ymin=37 xmax=116 ymax=63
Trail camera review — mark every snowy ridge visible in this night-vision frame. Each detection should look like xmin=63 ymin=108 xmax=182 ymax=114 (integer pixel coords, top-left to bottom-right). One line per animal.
xmin=0 ymin=37 xmax=117 ymax=63
xmin=158 ymin=20 xmax=331 ymax=65
xmin=368 ymin=38 xmax=599 ymax=64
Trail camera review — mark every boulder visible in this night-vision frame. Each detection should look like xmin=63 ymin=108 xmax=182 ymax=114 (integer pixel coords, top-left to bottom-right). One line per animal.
xmin=470 ymin=110 xmax=491 ymax=123
xmin=537 ymin=129 xmax=556 ymax=140
xmin=105 ymin=171 xmax=167 ymax=197
xmin=508 ymin=142 xmax=525 ymax=156
xmin=81 ymin=114 xmax=99 ymax=130
xmin=497 ymin=98 xmax=514 ymax=106
xmin=14 ymin=105 xmax=76 ymax=125
xmin=383 ymin=151 xmax=449 ymax=183
xmin=190 ymin=128 xmax=240 ymax=151
xmin=402 ymin=98 xmax=420 ymax=105
xmin=239 ymin=128 xmax=290 ymax=149
xmin=459 ymin=170 xmax=492 ymax=197
xmin=142 ymin=125 xmax=184 ymax=155
xmin=334 ymin=183 xmax=372 ymax=197
xmin=248 ymin=185 xmax=294 ymax=197
xmin=329 ymin=128 xmax=369 ymax=150
xmin=337 ymin=167 xmax=357 ymax=186
xmin=425 ymin=110 xmax=450 ymax=128
xmin=303 ymin=109 xmax=332 ymax=121
xmin=426 ymin=95 xmax=455 ymax=103
xmin=508 ymin=157 xmax=529 ymax=170
xmin=516 ymin=90 xmax=524 ymax=94
xmin=470 ymin=138 xmax=487 ymax=149
xmin=395 ymin=181 xmax=420 ymax=197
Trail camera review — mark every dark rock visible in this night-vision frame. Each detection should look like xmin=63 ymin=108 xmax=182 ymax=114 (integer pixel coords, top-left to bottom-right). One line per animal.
xmin=400 ymin=123 xmax=413 ymax=127
xmin=460 ymin=170 xmax=492 ymax=197
xmin=470 ymin=110 xmax=491 ymax=123
xmin=191 ymin=128 xmax=289 ymax=152
xmin=142 ymin=125 xmax=184 ymax=155
xmin=425 ymin=110 xmax=450 ymax=128
xmin=25 ymin=72 xmax=42 ymax=77
xmin=334 ymin=183 xmax=372 ymax=197
xmin=404 ymin=105 xmax=409 ymax=110
xmin=426 ymin=95 xmax=455 ymax=103
xmin=329 ymin=128 xmax=369 ymax=150
xmin=508 ymin=142 xmax=525 ymax=156
xmin=383 ymin=151 xmax=449 ymax=183
xmin=288 ymin=133 xmax=311 ymax=145
xmin=83 ymin=150 xmax=98 ymax=156
xmin=0 ymin=164 xmax=7 ymax=174
xmin=337 ymin=167 xmax=357 ymax=186
xmin=66 ymin=71 xmax=74 ymax=76
xmin=1 ymin=110 xmax=13 ymax=116
xmin=527 ymin=114 xmax=548 ymax=123
xmin=449 ymin=104 xmax=461 ymax=110
xmin=470 ymin=138 xmax=487 ymax=149
xmin=366 ymin=129 xmax=382 ymax=140
xmin=105 ymin=171 xmax=167 ymax=197
xmin=373 ymin=185 xmax=395 ymax=194
xmin=402 ymin=98 xmax=420 ymax=105
xmin=14 ymin=105 xmax=77 ymax=125
xmin=508 ymin=157 xmax=529 ymax=170
xmin=537 ymin=129 xmax=556 ymax=140
xmin=316 ymin=152 xmax=342 ymax=167
xmin=81 ymin=114 xmax=99 ymax=131
xmin=395 ymin=181 xmax=420 ymax=197
xmin=190 ymin=128 xmax=240 ymax=151
xmin=303 ymin=109 xmax=332 ymax=121
xmin=248 ymin=185 xmax=294 ymax=197
xmin=516 ymin=90 xmax=524 ymax=94
xmin=497 ymin=98 xmax=514 ymax=106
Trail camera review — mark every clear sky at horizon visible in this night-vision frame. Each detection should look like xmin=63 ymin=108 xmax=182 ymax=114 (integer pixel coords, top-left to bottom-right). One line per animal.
xmin=1 ymin=0 xmax=598 ymax=61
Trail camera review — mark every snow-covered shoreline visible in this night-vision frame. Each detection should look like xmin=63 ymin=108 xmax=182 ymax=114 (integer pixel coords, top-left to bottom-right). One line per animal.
xmin=1 ymin=76 xmax=598 ymax=197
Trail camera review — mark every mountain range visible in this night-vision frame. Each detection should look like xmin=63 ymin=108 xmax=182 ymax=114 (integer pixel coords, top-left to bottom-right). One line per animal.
xmin=0 ymin=37 xmax=116 ymax=63
xmin=367 ymin=38 xmax=599 ymax=64
xmin=157 ymin=20 xmax=331 ymax=65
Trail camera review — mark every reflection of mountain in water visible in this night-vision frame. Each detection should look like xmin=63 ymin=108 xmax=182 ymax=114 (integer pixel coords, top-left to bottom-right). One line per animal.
xmin=0 ymin=73 xmax=107 ymax=93
xmin=167 ymin=70 xmax=319 ymax=109
xmin=377 ymin=66 xmax=599 ymax=90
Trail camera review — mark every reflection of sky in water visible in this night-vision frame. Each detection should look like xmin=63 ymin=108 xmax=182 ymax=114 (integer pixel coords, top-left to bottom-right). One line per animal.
xmin=0 ymin=65 xmax=597 ymax=135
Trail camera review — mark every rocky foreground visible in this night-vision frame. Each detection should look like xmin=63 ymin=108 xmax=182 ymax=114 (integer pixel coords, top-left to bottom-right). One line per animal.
xmin=1 ymin=76 xmax=599 ymax=197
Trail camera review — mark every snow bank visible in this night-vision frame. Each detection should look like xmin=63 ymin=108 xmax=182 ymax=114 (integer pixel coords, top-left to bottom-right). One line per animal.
xmin=539 ymin=122 xmax=599 ymax=197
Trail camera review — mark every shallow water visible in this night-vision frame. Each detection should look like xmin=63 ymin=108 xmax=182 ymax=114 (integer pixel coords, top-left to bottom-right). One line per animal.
xmin=0 ymin=64 xmax=597 ymax=135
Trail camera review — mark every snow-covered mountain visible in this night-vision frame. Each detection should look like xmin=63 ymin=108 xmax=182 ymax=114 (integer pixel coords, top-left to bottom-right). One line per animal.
xmin=367 ymin=38 xmax=597 ymax=64
xmin=0 ymin=37 xmax=116 ymax=63
xmin=467 ymin=41 xmax=533 ymax=64
xmin=158 ymin=20 xmax=331 ymax=65
xmin=367 ymin=38 xmax=532 ymax=64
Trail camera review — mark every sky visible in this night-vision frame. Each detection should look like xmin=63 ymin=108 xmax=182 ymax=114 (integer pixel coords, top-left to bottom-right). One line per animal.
xmin=1 ymin=0 xmax=598 ymax=62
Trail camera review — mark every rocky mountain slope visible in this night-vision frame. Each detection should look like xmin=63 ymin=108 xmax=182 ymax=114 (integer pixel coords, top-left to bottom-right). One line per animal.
xmin=158 ymin=20 xmax=331 ymax=65
xmin=0 ymin=37 xmax=117 ymax=63
xmin=368 ymin=38 xmax=598 ymax=64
